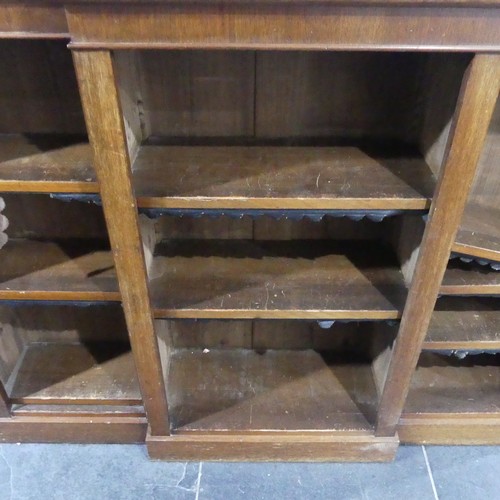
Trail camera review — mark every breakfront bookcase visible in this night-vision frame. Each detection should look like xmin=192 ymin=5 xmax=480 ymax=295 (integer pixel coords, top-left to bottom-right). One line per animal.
xmin=0 ymin=1 xmax=499 ymax=461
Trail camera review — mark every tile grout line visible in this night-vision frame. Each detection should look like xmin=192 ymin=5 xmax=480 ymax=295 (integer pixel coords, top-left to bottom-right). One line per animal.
xmin=195 ymin=462 xmax=203 ymax=500
xmin=422 ymin=445 xmax=439 ymax=500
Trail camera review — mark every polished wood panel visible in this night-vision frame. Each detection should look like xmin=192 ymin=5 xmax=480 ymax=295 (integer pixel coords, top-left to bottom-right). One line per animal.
xmin=256 ymin=52 xmax=425 ymax=142
xmin=147 ymin=431 xmax=399 ymax=462
xmin=0 ymin=415 xmax=147 ymax=444
xmin=7 ymin=343 xmax=141 ymax=405
xmin=0 ymin=5 xmax=68 ymax=38
xmin=66 ymin=5 xmax=500 ymax=51
xmin=0 ymin=135 xmax=96 ymax=193
xmin=376 ymin=55 xmax=500 ymax=436
xmin=72 ymin=50 xmax=170 ymax=435
xmin=17 ymin=0 xmax=500 ymax=5
xmin=150 ymin=241 xmax=406 ymax=320
xmin=398 ymin=415 xmax=500 ymax=445
xmin=441 ymin=260 xmax=500 ymax=295
xmin=425 ymin=298 xmax=500 ymax=350
xmin=167 ymin=348 xmax=377 ymax=432
xmin=132 ymin=145 xmax=434 ymax=210
xmin=0 ymin=240 xmax=118 ymax=301
xmin=136 ymin=51 xmax=255 ymax=138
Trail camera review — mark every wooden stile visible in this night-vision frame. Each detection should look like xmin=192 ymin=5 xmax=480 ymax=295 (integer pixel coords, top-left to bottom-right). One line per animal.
xmin=71 ymin=50 xmax=170 ymax=435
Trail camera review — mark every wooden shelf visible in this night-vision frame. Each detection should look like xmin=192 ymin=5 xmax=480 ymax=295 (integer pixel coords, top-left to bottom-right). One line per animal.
xmin=166 ymin=348 xmax=378 ymax=434
xmin=149 ymin=240 xmax=406 ymax=319
xmin=441 ymin=260 xmax=500 ymax=296
xmin=132 ymin=145 xmax=435 ymax=211
xmin=0 ymin=239 xmax=119 ymax=302
xmin=424 ymin=298 xmax=500 ymax=351
xmin=0 ymin=138 xmax=435 ymax=213
xmin=0 ymin=134 xmax=96 ymax=194
xmin=5 ymin=342 xmax=141 ymax=406
xmin=453 ymin=203 xmax=500 ymax=263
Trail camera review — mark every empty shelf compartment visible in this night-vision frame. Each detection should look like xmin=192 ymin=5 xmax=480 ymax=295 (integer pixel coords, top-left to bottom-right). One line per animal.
xmin=114 ymin=51 xmax=471 ymax=212
xmin=0 ymin=194 xmax=118 ymax=302
xmin=0 ymin=40 xmax=93 ymax=193
xmin=425 ymin=297 xmax=500 ymax=351
xmin=0 ymin=304 xmax=141 ymax=407
xmin=158 ymin=320 xmax=393 ymax=433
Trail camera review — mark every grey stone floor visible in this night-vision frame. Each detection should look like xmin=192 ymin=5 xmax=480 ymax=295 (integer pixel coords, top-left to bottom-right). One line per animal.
xmin=0 ymin=443 xmax=498 ymax=499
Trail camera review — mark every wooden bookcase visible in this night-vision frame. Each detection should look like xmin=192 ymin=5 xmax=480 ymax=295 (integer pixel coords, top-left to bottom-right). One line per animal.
xmin=0 ymin=1 xmax=499 ymax=460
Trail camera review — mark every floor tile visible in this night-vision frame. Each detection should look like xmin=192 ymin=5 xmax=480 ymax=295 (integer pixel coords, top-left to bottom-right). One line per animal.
xmin=199 ymin=445 xmax=435 ymax=500
xmin=0 ymin=444 xmax=199 ymax=500
xmin=425 ymin=446 xmax=500 ymax=500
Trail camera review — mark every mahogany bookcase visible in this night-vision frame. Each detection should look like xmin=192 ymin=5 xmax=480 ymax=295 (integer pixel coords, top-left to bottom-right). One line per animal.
xmin=0 ymin=0 xmax=499 ymax=461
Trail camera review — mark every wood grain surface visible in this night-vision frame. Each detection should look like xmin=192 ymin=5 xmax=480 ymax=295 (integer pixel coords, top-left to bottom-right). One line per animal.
xmin=132 ymin=145 xmax=434 ymax=210
xmin=66 ymin=4 xmax=500 ymax=51
xmin=425 ymin=297 xmax=500 ymax=350
xmin=403 ymin=352 xmax=500 ymax=415
xmin=0 ymin=240 xmax=119 ymax=301
xmin=7 ymin=343 xmax=141 ymax=405
xmin=150 ymin=240 xmax=406 ymax=320
xmin=73 ymin=50 xmax=170 ymax=435
xmin=147 ymin=431 xmax=398 ymax=462
xmin=0 ymin=5 xmax=68 ymax=38
xmin=166 ymin=348 xmax=378 ymax=433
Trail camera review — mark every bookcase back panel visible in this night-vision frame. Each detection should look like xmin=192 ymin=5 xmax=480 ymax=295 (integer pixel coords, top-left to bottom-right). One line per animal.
xmin=0 ymin=40 xmax=86 ymax=135
xmin=129 ymin=51 xmax=429 ymax=143
xmin=153 ymin=215 xmax=387 ymax=242
xmin=159 ymin=319 xmax=396 ymax=353
xmin=1 ymin=194 xmax=108 ymax=241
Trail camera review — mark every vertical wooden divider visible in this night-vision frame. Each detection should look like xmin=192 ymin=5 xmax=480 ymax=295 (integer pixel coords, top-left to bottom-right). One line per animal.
xmin=71 ymin=49 xmax=170 ymax=436
xmin=376 ymin=54 xmax=500 ymax=436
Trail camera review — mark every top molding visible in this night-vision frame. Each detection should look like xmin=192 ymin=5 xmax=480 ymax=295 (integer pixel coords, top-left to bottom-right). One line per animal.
xmin=65 ymin=3 xmax=500 ymax=51
xmin=8 ymin=0 xmax=500 ymax=5
xmin=1 ymin=1 xmax=500 ymax=49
